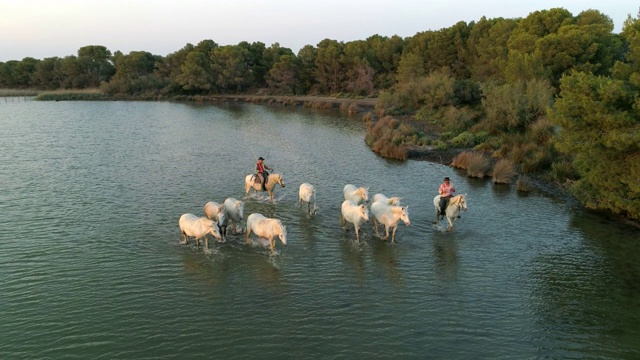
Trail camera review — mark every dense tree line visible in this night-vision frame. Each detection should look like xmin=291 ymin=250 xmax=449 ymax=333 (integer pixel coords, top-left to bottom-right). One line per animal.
xmin=1 ymin=7 xmax=638 ymax=221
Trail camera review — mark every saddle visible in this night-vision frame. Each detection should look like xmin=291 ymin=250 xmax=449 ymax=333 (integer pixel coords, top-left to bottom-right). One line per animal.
xmin=252 ymin=173 xmax=269 ymax=188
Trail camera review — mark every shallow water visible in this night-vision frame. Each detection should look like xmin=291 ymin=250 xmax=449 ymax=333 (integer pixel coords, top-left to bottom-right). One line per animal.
xmin=1 ymin=100 xmax=638 ymax=358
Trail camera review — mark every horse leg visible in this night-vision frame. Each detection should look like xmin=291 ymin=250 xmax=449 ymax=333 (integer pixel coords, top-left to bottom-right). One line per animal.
xmin=244 ymin=226 xmax=252 ymax=244
xmin=391 ymin=226 xmax=398 ymax=242
xmin=446 ymin=216 xmax=454 ymax=232
xmin=372 ymin=218 xmax=380 ymax=237
xmin=355 ymin=225 xmax=360 ymax=241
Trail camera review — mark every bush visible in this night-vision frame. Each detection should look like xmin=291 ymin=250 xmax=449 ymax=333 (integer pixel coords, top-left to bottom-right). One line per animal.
xmin=516 ymin=175 xmax=532 ymax=192
xmin=430 ymin=140 xmax=446 ymax=150
xmin=479 ymin=79 xmax=553 ymax=134
xmin=551 ymin=160 xmax=580 ymax=182
xmin=450 ymin=131 xmax=476 ymax=148
xmin=491 ymin=159 xmax=517 ymax=184
xmin=521 ymin=147 xmax=553 ymax=173
xmin=451 ymin=151 xmax=473 ymax=169
xmin=527 ymin=116 xmax=555 ymax=143
xmin=466 ymin=151 xmax=490 ymax=178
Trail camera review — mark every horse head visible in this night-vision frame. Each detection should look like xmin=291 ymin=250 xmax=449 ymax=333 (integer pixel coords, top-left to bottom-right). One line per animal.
xmin=271 ymin=173 xmax=285 ymax=188
xmin=455 ymin=194 xmax=468 ymax=211
xmin=400 ymin=206 xmax=411 ymax=226
xmin=277 ymin=221 xmax=287 ymax=246
xmin=359 ymin=204 xmax=369 ymax=222
xmin=362 ymin=187 xmax=369 ymax=202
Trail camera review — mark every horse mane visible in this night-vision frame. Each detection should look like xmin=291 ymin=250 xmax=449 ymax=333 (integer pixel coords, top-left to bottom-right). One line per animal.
xmin=450 ymin=194 xmax=465 ymax=206
xmin=390 ymin=205 xmax=407 ymax=214
xmin=274 ymin=219 xmax=285 ymax=234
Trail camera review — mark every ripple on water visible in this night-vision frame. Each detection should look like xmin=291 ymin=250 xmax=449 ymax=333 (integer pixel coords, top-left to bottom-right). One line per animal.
xmin=1 ymin=102 xmax=639 ymax=358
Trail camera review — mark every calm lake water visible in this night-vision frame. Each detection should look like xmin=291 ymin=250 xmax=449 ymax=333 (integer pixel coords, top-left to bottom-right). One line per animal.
xmin=1 ymin=100 xmax=639 ymax=359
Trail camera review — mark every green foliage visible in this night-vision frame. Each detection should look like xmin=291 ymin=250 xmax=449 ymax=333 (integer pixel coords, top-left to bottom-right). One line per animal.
xmin=467 ymin=17 xmax=518 ymax=82
xmin=210 ymin=45 xmax=251 ymax=92
xmin=314 ymin=39 xmax=345 ymax=94
xmin=479 ymin=79 xmax=553 ymax=133
xmin=551 ymin=160 xmax=580 ymax=182
xmin=550 ymin=70 xmax=640 ymax=219
xmin=267 ymin=55 xmax=301 ymax=95
xmin=450 ymin=131 xmax=475 ymax=148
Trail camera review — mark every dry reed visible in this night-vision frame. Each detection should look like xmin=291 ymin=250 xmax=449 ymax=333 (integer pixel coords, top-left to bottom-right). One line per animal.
xmin=465 ymin=151 xmax=490 ymax=178
xmin=516 ymin=175 xmax=532 ymax=192
xmin=491 ymin=158 xmax=517 ymax=184
xmin=451 ymin=151 xmax=473 ymax=169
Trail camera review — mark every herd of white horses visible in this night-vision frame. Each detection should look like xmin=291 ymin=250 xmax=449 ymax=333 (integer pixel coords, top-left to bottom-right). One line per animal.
xmin=179 ymin=172 xmax=468 ymax=253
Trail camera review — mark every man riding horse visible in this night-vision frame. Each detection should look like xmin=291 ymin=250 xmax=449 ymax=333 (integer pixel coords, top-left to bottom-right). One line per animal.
xmin=255 ymin=157 xmax=273 ymax=191
xmin=438 ymin=177 xmax=456 ymax=216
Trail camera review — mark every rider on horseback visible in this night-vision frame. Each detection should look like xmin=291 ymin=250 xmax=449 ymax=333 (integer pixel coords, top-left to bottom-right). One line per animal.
xmin=438 ymin=177 xmax=456 ymax=216
xmin=255 ymin=157 xmax=272 ymax=191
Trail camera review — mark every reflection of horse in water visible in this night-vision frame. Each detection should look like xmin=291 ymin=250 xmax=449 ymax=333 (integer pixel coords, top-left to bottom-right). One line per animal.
xmin=245 ymin=173 xmax=285 ymax=201
xmin=433 ymin=194 xmax=467 ymax=232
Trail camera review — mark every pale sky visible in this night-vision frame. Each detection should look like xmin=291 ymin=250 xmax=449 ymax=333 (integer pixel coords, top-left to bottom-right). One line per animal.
xmin=0 ymin=0 xmax=637 ymax=62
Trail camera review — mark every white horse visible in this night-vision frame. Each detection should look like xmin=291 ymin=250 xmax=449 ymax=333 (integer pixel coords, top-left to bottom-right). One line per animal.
xmin=179 ymin=213 xmax=222 ymax=250
xmin=433 ymin=194 xmax=468 ymax=232
xmin=343 ymin=184 xmax=369 ymax=204
xmin=340 ymin=199 xmax=369 ymax=241
xmin=245 ymin=173 xmax=285 ymax=201
xmin=299 ymin=183 xmax=317 ymax=215
xmin=203 ymin=201 xmax=226 ymax=237
xmin=245 ymin=213 xmax=287 ymax=252
xmin=371 ymin=193 xmax=401 ymax=206
xmin=370 ymin=201 xmax=410 ymax=242
xmin=222 ymin=197 xmax=244 ymax=236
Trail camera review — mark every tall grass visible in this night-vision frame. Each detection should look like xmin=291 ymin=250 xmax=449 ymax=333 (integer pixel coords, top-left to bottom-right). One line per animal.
xmin=516 ymin=175 xmax=532 ymax=193
xmin=466 ymin=151 xmax=490 ymax=178
xmin=491 ymin=159 xmax=517 ymax=184
xmin=0 ymin=88 xmax=39 ymax=96
xmin=451 ymin=151 xmax=489 ymax=177
xmin=451 ymin=151 xmax=473 ymax=169
xmin=35 ymin=88 xmax=104 ymax=101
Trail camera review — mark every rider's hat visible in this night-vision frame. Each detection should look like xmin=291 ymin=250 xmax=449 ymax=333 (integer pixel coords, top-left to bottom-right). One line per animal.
xmin=444 ymin=177 xmax=450 ymax=181
xmin=258 ymin=157 xmax=264 ymax=160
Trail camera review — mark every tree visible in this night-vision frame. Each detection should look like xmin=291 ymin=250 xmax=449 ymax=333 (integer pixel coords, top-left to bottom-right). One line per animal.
xmin=156 ymin=43 xmax=195 ymax=93
xmin=296 ymin=45 xmax=317 ymax=94
xmin=467 ymin=17 xmax=518 ymax=82
xmin=77 ymin=45 xmax=115 ymax=87
xmin=177 ymin=51 xmax=215 ymax=92
xmin=267 ymin=54 xmax=300 ymax=94
xmin=31 ymin=57 xmax=63 ymax=89
xmin=366 ymin=35 xmax=404 ymax=89
xmin=210 ymin=45 xmax=251 ymax=93
xmin=396 ymin=51 xmax=425 ymax=84
xmin=103 ymin=51 xmax=163 ymax=95
xmin=314 ymin=39 xmax=344 ymax=94
xmin=262 ymin=42 xmax=294 ymax=86
xmin=550 ymin=71 xmax=640 ymax=219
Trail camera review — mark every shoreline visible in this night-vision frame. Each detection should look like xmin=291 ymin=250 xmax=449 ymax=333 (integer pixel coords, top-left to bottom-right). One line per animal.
xmin=30 ymin=91 xmax=640 ymax=228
